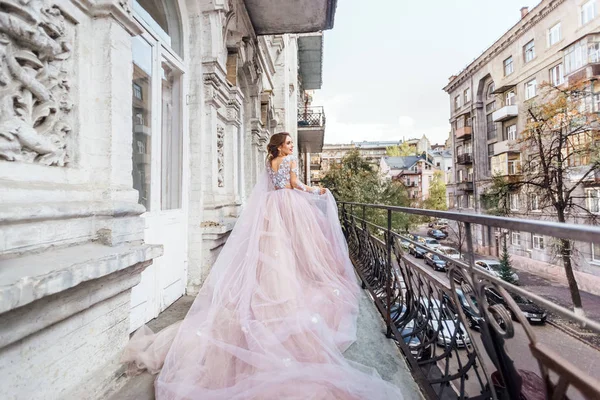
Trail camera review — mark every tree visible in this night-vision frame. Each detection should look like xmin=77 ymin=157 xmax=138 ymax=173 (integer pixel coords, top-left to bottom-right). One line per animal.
xmin=423 ymin=171 xmax=448 ymax=211
xmin=322 ymin=150 xmax=416 ymax=233
xmin=485 ymin=81 xmax=600 ymax=317
xmin=498 ymin=235 xmax=518 ymax=285
xmin=386 ymin=142 xmax=415 ymax=157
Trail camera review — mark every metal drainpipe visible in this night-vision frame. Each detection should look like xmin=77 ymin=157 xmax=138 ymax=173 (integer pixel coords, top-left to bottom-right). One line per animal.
xmin=469 ymin=74 xmax=480 ymax=251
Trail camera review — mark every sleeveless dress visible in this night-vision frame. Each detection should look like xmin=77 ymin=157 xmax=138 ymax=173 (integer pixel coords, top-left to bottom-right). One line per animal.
xmin=121 ymin=155 xmax=405 ymax=399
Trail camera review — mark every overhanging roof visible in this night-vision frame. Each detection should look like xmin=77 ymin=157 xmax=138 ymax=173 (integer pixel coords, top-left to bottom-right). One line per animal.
xmin=244 ymin=0 xmax=337 ymax=35
xmin=298 ymin=34 xmax=323 ymax=90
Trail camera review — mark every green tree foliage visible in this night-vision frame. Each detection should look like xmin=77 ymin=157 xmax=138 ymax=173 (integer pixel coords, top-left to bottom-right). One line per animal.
xmin=498 ymin=236 xmax=518 ymax=285
xmin=322 ymin=150 xmax=416 ymax=232
xmin=386 ymin=142 xmax=415 ymax=157
xmin=423 ymin=171 xmax=447 ymax=211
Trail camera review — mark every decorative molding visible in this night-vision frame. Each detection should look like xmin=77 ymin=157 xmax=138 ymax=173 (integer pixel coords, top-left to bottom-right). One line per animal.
xmin=0 ymin=0 xmax=75 ymax=166
xmin=72 ymin=0 xmax=142 ymax=35
xmin=217 ymin=125 xmax=225 ymax=187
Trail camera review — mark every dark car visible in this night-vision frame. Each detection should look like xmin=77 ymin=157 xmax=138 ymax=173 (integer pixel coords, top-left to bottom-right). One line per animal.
xmin=391 ymin=304 xmax=433 ymax=361
xmin=485 ymin=288 xmax=547 ymax=324
xmin=424 ymin=252 xmax=447 ymax=271
xmin=406 ymin=235 xmax=427 ymax=258
xmin=443 ymin=289 xmax=484 ymax=330
xmin=427 ymin=229 xmax=447 ymax=240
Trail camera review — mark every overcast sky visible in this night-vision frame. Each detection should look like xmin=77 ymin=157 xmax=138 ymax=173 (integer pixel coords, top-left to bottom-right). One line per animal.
xmin=314 ymin=0 xmax=541 ymax=146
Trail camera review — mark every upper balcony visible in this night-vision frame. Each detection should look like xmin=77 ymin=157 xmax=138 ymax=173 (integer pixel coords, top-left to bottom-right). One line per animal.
xmin=457 ymin=153 xmax=473 ymax=164
xmin=492 ymin=104 xmax=519 ymax=122
xmin=457 ymin=180 xmax=474 ymax=191
xmin=244 ymin=0 xmax=336 ymax=35
xmin=298 ymin=106 xmax=326 ymax=153
xmin=455 ymin=126 xmax=472 ymax=140
xmin=494 ymin=139 xmax=521 ymax=155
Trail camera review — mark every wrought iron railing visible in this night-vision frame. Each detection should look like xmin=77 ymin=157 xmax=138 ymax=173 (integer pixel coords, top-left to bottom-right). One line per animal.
xmin=339 ymin=202 xmax=600 ymax=400
xmin=298 ymin=106 xmax=325 ymax=128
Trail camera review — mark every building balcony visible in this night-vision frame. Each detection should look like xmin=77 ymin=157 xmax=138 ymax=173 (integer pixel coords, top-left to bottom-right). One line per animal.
xmin=338 ymin=201 xmax=600 ymax=400
xmin=494 ymin=140 xmax=520 ymax=155
xmin=298 ymin=106 xmax=325 ymax=153
xmin=492 ymin=104 xmax=519 ymax=122
xmin=244 ymin=0 xmax=337 ymax=35
xmin=457 ymin=153 xmax=473 ymax=164
xmin=455 ymin=126 xmax=472 ymax=140
xmin=457 ymin=180 xmax=474 ymax=191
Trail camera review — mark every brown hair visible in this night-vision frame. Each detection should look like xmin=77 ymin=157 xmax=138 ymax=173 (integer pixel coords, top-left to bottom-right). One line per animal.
xmin=267 ymin=132 xmax=291 ymax=161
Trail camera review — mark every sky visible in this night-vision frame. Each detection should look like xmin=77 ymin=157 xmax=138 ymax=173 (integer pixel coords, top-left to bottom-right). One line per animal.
xmin=314 ymin=0 xmax=541 ymax=146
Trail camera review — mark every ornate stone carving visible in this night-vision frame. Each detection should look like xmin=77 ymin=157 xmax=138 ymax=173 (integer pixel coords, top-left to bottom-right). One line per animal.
xmin=217 ymin=125 xmax=225 ymax=187
xmin=0 ymin=0 xmax=74 ymax=166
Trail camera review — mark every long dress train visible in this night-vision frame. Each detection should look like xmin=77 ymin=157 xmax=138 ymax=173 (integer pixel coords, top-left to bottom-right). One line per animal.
xmin=122 ymin=155 xmax=405 ymax=399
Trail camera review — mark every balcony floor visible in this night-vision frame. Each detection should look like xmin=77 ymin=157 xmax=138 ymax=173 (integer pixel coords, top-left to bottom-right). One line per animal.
xmin=109 ymin=291 xmax=423 ymax=400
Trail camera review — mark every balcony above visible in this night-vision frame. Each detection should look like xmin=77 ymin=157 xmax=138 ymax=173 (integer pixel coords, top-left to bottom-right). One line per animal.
xmin=492 ymin=104 xmax=518 ymax=122
xmin=457 ymin=153 xmax=473 ymax=164
xmin=494 ymin=140 xmax=520 ymax=155
xmin=455 ymin=126 xmax=472 ymax=140
xmin=298 ymin=34 xmax=323 ymax=90
xmin=458 ymin=181 xmax=474 ymax=191
xmin=298 ymin=106 xmax=325 ymax=153
xmin=244 ymin=0 xmax=337 ymax=35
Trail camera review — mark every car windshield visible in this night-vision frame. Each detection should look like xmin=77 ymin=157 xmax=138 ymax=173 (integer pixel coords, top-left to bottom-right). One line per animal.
xmin=488 ymin=263 xmax=501 ymax=271
xmin=444 ymin=248 xmax=458 ymax=255
xmin=426 ymin=239 xmax=439 ymax=245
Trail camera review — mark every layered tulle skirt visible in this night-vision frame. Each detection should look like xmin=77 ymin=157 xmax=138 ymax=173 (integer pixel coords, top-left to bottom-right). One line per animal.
xmin=122 ymin=177 xmax=405 ymax=399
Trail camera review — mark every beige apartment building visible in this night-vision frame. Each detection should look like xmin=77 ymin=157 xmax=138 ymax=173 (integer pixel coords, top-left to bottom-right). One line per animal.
xmin=444 ymin=0 xmax=600 ymax=289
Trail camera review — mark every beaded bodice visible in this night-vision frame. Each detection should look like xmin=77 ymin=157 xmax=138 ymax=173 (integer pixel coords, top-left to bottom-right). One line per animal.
xmin=268 ymin=155 xmax=299 ymax=189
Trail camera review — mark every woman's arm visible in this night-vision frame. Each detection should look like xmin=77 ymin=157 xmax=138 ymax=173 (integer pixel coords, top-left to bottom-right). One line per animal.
xmin=289 ymin=157 xmax=325 ymax=195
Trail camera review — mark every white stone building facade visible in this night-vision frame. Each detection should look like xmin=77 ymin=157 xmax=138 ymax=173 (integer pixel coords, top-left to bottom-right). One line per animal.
xmin=0 ymin=0 xmax=335 ymax=398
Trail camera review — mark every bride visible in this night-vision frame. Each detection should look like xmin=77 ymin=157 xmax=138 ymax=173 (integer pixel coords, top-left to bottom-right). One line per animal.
xmin=122 ymin=132 xmax=405 ymax=399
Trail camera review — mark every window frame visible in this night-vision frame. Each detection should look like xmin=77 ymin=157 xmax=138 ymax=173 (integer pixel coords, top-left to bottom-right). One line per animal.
xmin=586 ymin=188 xmax=600 ymax=213
xmin=592 ymin=242 xmax=600 ymax=262
xmin=524 ymin=40 xmax=536 ymax=63
xmin=507 ymin=124 xmax=517 ymax=141
xmin=530 ymin=194 xmax=541 ymax=211
xmin=548 ymin=22 xmax=561 ymax=47
xmin=533 ymin=234 xmax=545 ymax=250
xmin=504 ymin=56 xmax=514 ymax=76
xmin=512 ymin=232 xmax=521 ymax=246
xmin=550 ymin=63 xmax=564 ymax=86
xmin=525 ymin=79 xmax=537 ymax=100
xmin=582 ymin=0 xmax=597 ymax=25
xmin=510 ymin=193 xmax=520 ymax=211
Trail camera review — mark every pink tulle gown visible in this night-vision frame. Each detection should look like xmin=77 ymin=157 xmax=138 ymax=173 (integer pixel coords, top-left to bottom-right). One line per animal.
xmin=121 ymin=155 xmax=404 ymax=399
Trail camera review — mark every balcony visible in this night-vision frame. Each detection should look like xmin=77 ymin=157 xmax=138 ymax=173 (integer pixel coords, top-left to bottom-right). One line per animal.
xmin=494 ymin=139 xmax=520 ymax=155
xmin=457 ymin=180 xmax=474 ymax=191
xmin=457 ymin=153 xmax=473 ymax=164
xmin=492 ymin=104 xmax=519 ymax=122
xmin=298 ymin=106 xmax=325 ymax=153
xmin=244 ymin=0 xmax=336 ymax=35
xmin=455 ymin=126 xmax=472 ymax=140
xmin=339 ymin=202 xmax=600 ymax=400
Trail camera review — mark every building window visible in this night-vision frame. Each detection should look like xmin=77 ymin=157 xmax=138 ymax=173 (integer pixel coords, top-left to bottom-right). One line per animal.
xmin=582 ymin=0 xmax=597 ymax=25
xmin=550 ymin=64 xmax=564 ymax=86
xmin=592 ymin=242 xmax=600 ymax=262
xmin=530 ymin=194 xmax=540 ymax=211
xmin=487 ymin=83 xmax=495 ymax=99
xmin=457 ymin=169 xmax=464 ymax=182
xmin=454 ymin=95 xmax=461 ymax=110
xmin=512 ymin=232 xmax=521 ymax=246
xmin=525 ymin=79 xmax=537 ymax=100
xmin=533 ymin=234 xmax=545 ymax=250
xmin=507 ymin=124 xmax=517 ymax=141
xmin=524 ymin=40 xmax=535 ymax=63
xmin=510 ymin=193 xmax=520 ymax=211
xmin=548 ymin=22 xmax=561 ymax=46
xmin=565 ymin=35 xmax=600 ymax=74
xmin=505 ymin=90 xmax=516 ymax=106
xmin=464 ymin=87 xmax=471 ymax=104
xmin=488 ymin=144 xmax=494 ymax=171
xmin=468 ymin=194 xmax=474 ymax=208
xmin=504 ymin=56 xmax=514 ymax=76
xmin=486 ymin=112 xmax=497 ymax=140
xmin=457 ymin=195 xmax=463 ymax=208
xmin=586 ymin=188 xmax=600 ymax=213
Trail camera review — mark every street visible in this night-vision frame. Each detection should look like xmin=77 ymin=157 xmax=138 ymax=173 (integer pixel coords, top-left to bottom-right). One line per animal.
xmin=400 ymin=227 xmax=600 ymax=399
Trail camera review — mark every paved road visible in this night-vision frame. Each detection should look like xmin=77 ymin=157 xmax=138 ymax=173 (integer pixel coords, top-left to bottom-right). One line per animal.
xmin=399 ymin=237 xmax=600 ymax=399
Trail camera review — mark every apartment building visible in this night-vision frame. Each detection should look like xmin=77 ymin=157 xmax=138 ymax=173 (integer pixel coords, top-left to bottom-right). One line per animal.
xmin=443 ymin=0 xmax=600 ymax=283
xmin=380 ymin=156 xmax=439 ymax=202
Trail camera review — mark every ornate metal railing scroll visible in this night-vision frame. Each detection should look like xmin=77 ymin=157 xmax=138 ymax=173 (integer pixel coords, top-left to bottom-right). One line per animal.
xmin=339 ymin=202 xmax=600 ymax=400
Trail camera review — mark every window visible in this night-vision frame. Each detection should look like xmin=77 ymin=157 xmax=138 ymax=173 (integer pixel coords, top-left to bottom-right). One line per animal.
xmin=524 ymin=40 xmax=535 ymax=63
xmin=510 ymin=193 xmax=520 ymax=211
xmin=468 ymin=194 xmax=474 ymax=208
xmin=505 ymin=90 xmax=516 ymax=106
xmin=488 ymin=144 xmax=494 ymax=171
xmin=533 ymin=234 xmax=545 ymax=250
xmin=564 ymin=35 xmax=600 ymax=73
xmin=467 ymin=167 xmax=473 ymax=181
xmin=592 ymin=242 xmax=600 ymax=262
xmin=512 ymin=232 xmax=521 ymax=246
xmin=454 ymin=95 xmax=461 ymax=110
xmin=587 ymin=188 xmax=600 ymax=213
xmin=504 ymin=56 xmax=514 ymax=76
xmin=530 ymin=194 xmax=540 ymax=211
xmin=457 ymin=195 xmax=463 ymax=208
xmin=507 ymin=124 xmax=517 ymax=141
xmin=550 ymin=64 xmax=564 ymax=86
xmin=582 ymin=0 xmax=597 ymax=25
xmin=457 ymin=169 xmax=464 ymax=182
xmin=487 ymin=83 xmax=495 ymax=99
xmin=525 ymin=79 xmax=537 ymax=100
xmin=486 ymin=112 xmax=497 ymax=140
xmin=464 ymin=87 xmax=471 ymax=104
xmin=548 ymin=23 xmax=561 ymax=46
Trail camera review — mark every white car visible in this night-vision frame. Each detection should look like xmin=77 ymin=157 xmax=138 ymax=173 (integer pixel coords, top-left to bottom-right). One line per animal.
xmin=419 ymin=298 xmax=471 ymax=348
xmin=475 ymin=259 xmax=519 ymax=283
xmin=438 ymin=246 xmax=461 ymax=259
xmin=419 ymin=237 xmax=441 ymax=250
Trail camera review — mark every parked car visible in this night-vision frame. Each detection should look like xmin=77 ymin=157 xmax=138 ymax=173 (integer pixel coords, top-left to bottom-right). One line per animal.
xmin=428 ymin=218 xmax=449 ymax=230
xmin=419 ymin=237 xmax=441 ymax=250
xmin=438 ymin=246 xmax=461 ymax=260
xmin=409 ymin=244 xmax=428 ymax=258
xmin=475 ymin=259 xmax=520 ymax=283
xmin=420 ymin=298 xmax=471 ymax=348
xmin=398 ymin=238 xmax=411 ymax=251
xmin=427 ymin=229 xmax=447 ymax=240
xmin=424 ymin=252 xmax=447 ymax=271
xmin=444 ymin=289 xmax=484 ymax=330
xmin=391 ymin=304 xmax=433 ymax=361
xmin=485 ymin=288 xmax=547 ymax=324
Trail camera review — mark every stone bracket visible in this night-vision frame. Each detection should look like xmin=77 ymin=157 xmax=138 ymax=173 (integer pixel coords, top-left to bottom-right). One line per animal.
xmin=72 ymin=0 xmax=143 ymax=35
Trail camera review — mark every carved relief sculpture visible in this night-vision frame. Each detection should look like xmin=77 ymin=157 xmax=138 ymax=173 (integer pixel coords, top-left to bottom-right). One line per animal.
xmin=217 ymin=125 xmax=225 ymax=187
xmin=0 ymin=0 xmax=74 ymax=166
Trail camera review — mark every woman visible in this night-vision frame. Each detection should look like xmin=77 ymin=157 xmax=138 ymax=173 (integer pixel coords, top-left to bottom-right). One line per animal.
xmin=122 ymin=132 xmax=404 ymax=399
